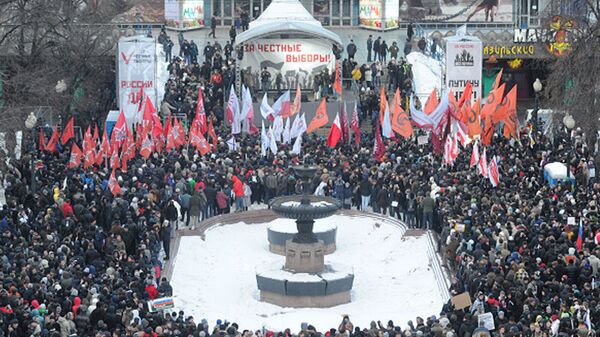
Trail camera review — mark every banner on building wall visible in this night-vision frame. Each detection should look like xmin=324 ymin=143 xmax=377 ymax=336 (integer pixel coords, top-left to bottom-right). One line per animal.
xmin=164 ymin=0 xmax=205 ymax=30
xmin=446 ymin=37 xmax=482 ymax=103
xmin=399 ymin=0 xmax=512 ymax=23
xmin=359 ymin=0 xmax=398 ymax=29
xmin=241 ymin=39 xmax=335 ymax=90
xmin=117 ymin=37 xmax=158 ymax=122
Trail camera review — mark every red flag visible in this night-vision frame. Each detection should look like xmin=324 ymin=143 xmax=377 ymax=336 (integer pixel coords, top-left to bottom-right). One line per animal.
xmin=391 ymin=89 xmax=413 ymax=139
xmin=379 ymin=86 xmax=387 ymax=123
xmin=142 ymin=95 xmax=157 ymax=126
xmin=190 ymin=126 xmax=210 ymax=155
xmin=110 ymin=144 xmax=120 ymax=170
xmin=424 ymin=88 xmax=438 ymax=115
xmin=93 ymin=124 xmax=99 ymax=143
xmin=82 ymin=126 xmax=92 ymax=153
xmin=140 ymin=135 xmax=154 ymax=159
xmin=46 ymin=127 xmax=60 ymax=153
xmin=373 ymin=120 xmax=385 ymax=162
xmin=111 ymin=111 xmax=128 ymax=147
xmin=108 ymin=171 xmax=122 ymax=196
xmin=340 ymin=102 xmax=350 ymax=144
xmin=479 ymin=148 xmax=488 ymax=178
xmin=84 ymin=144 xmax=96 ymax=169
xmin=196 ymin=87 xmax=208 ymax=134
xmin=99 ymin=126 xmax=110 ymax=160
xmin=39 ymin=128 xmax=46 ymax=152
xmin=488 ymin=155 xmax=500 ymax=187
xmin=327 ymin=113 xmax=342 ymax=148
xmin=333 ymin=61 xmax=342 ymax=96
xmin=351 ymin=101 xmax=361 ymax=146
xmin=61 ymin=117 xmax=75 ymax=145
xmin=208 ymin=120 xmax=218 ymax=147
xmin=68 ymin=143 xmax=83 ymax=168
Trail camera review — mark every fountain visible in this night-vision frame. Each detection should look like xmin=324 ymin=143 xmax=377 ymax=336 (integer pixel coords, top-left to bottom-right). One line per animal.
xmin=256 ymin=165 xmax=354 ymax=308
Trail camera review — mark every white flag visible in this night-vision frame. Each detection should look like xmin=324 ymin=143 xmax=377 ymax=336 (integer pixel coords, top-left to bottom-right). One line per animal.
xmin=272 ymin=116 xmax=284 ymax=142
xmin=382 ymin=101 xmax=393 ymax=138
xmin=291 ymin=131 xmax=303 ymax=155
xmin=240 ymin=85 xmax=251 ymax=120
xmin=226 ymin=85 xmax=241 ymax=134
xmin=14 ymin=131 xmax=23 ymax=160
xmin=261 ymin=121 xmax=268 ymax=157
xmin=260 ymin=92 xmax=274 ymax=120
xmin=283 ymin=117 xmax=291 ymax=144
xmin=227 ymin=136 xmax=238 ymax=152
xmin=268 ymin=126 xmax=278 ymax=155
xmin=272 ymin=90 xmax=291 ymax=117
xmin=290 ymin=113 xmax=307 ymax=139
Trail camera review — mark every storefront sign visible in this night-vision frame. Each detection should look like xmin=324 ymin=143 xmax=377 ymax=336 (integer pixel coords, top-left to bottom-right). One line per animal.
xmin=483 ymin=44 xmax=536 ymax=59
xmin=446 ymin=37 xmax=482 ymax=103
xmin=241 ymin=39 xmax=335 ymax=90
xmin=359 ymin=0 xmax=398 ymax=29
xmin=164 ymin=0 xmax=205 ymax=30
xmin=513 ymin=16 xmax=576 ymax=57
xmin=117 ymin=37 xmax=158 ymax=123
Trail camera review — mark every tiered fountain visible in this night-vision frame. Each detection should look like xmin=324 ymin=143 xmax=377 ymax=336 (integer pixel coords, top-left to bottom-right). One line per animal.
xmin=256 ymin=165 xmax=354 ymax=308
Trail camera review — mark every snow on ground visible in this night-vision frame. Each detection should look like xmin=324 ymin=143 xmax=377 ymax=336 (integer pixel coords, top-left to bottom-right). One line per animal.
xmin=268 ymin=218 xmax=336 ymax=233
xmin=170 ymin=214 xmax=444 ymax=332
xmin=407 ymin=52 xmax=444 ymax=105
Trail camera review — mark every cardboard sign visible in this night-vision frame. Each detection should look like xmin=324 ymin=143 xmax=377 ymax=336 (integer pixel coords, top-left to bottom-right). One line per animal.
xmin=417 ymin=135 xmax=429 ymax=146
xmin=454 ymin=224 xmax=466 ymax=232
xmin=147 ymin=297 xmax=175 ymax=312
xmin=451 ymin=292 xmax=472 ymax=310
xmin=478 ymin=312 xmax=495 ymax=330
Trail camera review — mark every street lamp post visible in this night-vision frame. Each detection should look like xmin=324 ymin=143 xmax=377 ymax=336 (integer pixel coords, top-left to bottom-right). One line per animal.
xmin=563 ymin=113 xmax=576 ymax=180
xmin=25 ymin=112 xmax=38 ymax=193
xmin=533 ymin=78 xmax=543 ymax=130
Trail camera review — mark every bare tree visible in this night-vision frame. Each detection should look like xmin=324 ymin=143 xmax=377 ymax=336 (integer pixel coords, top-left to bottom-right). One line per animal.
xmin=544 ymin=0 xmax=600 ymax=149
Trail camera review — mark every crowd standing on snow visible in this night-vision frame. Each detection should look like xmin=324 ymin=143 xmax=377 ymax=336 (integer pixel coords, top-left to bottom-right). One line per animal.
xmin=1 ymin=32 xmax=600 ymax=337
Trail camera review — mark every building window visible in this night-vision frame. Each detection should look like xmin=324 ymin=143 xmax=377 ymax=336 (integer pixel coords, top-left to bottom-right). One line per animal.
xmin=332 ymin=0 xmax=340 ymax=16
xmin=213 ymin=0 xmax=222 ymax=17
xmin=342 ymin=0 xmax=351 ymax=16
xmin=314 ymin=0 xmax=330 ymax=25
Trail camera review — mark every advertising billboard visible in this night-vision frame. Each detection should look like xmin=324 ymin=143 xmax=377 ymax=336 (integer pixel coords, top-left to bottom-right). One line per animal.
xmin=165 ymin=0 xmax=205 ymax=30
xmin=359 ymin=0 xmax=398 ymax=29
xmin=399 ymin=0 xmax=513 ymax=23
xmin=117 ymin=37 xmax=158 ymax=123
xmin=241 ymin=39 xmax=335 ymax=90
xmin=446 ymin=36 xmax=482 ymax=103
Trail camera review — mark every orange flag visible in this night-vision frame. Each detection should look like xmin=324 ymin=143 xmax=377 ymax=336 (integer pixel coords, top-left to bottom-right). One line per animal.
xmin=290 ymin=83 xmax=302 ymax=117
xmin=307 ymin=99 xmax=329 ymax=134
xmin=492 ymin=68 xmax=503 ymax=90
xmin=424 ymin=88 xmax=438 ymax=115
xmin=333 ymin=61 xmax=342 ymax=96
xmin=467 ymin=98 xmax=481 ymax=138
xmin=379 ymin=86 xmax=387 ymax=124
xmin=502 ymin=85 xmax=518 ymax=139
xmin=457 ymin=81 xmax=473 ymax=109
xmin=481 ymin=83 xmax=505 ymax=119
xmin=391 ymin=101 xmax=413 ymax=138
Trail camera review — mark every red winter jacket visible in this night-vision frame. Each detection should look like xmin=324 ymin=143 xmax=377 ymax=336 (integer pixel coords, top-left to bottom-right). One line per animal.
xmin=145 ymin=284 xmax=159 ymax=300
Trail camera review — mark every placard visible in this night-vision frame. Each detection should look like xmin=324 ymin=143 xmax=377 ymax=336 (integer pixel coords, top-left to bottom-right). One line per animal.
xmin=478 ymin=312 xmax=495 ymax=330
xmin=567 ymin=217 xmax=575 ymax=225
xmin=446 ymin=36 xmax=482 ymax=103
xmin=417 ymin=135 xmax=429 ymax=145
xmin=450 ymin=292 xmax=472 ymax=310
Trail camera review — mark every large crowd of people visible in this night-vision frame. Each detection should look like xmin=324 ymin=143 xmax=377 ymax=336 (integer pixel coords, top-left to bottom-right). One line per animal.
xmin=0 ymin=30 xmax=598 ymax=337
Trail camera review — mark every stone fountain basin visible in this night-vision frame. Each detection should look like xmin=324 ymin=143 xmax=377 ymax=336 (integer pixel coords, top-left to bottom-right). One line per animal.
xmin=267 ymin=222 xmax=337 ymax=255
xmin=269 ymin=195 xmax=341 ymax=221
xmin=256 ymin=262 xmax=354 ymax=307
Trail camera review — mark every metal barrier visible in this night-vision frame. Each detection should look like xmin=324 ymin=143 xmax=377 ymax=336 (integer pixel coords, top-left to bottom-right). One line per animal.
xmin=426 ymin=231 xmax=451 ymax=302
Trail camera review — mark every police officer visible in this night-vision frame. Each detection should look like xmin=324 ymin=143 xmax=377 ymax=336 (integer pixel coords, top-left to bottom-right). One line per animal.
xmin=261 ymin=67 xmax=271 ymax=94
